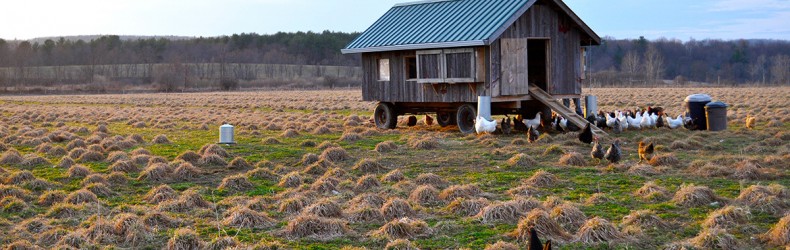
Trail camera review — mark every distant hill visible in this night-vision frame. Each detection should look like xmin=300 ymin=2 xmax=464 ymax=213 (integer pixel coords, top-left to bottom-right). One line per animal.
xmin=24 ymin=35 xmax=194 ymax=43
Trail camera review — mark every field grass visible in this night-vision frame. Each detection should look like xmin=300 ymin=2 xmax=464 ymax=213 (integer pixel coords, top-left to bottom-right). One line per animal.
xmin=0 ymin=87 xmax=788 ymax=249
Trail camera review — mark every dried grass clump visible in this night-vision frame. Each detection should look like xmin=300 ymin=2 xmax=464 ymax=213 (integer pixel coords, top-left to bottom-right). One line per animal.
xmin=109 ymin=160 xmax=138 ymax=173
xmin=374 ymin=217 xmax=431 ymax=240
xmin=414 ymin=173 xmax=448 ymax=188
xmin=0 ymin=149 xmax=23 ymax=165
xmin=158 ymin=189 xmax=213 ymax=212
xmin=206 ymin=236 xmax=239 ymax=250
xmin=21 ymin=154 xmax=50 ymax=167
xmin=218 ymin=174 xmax=254 ymax=192
xmin=736 ymin=185 xmax=788 ymax=215
xmin=559 ymin=152 xmax=587 ymax=166
xmin=227 ymin=157 xmax=252 ymax=170
xmin=5 ymin=170 xmax=35 ymax=184
xmin=303 ymin=199 xmax=343 ymax=218
xmin=635 ymin=181 xmax=670 ymax=201
xmin=143 ymin=211 xmax=181 ymax=229
xmin=312 ymin=125 xmax=331 ymax=135
xmin=381 ymin=198 xmax=415 ymax=220
xmin=67 ymin=165 xmax=92 ymax=179
xmin=144 ymin=185 xmax=177 ymax=204
xmin=353 ymin=158 xmax=387 ymax=173
xmin=81 ymin=173 xmax=108 ymax=186
xmin=484 ymin=241 xmax=519 ymax=250
xmin=279 ymin=196 xmax=308 ymax=214
xmin=175 ymin=150 xmax=201 ymax=164
xmin=4 ymin=240 xmax=37 ymax=250
xmin=384 ymin=239 xmax=420 ymax=250
xmin=85 ymin=183 xmax=113 ymax=197
xmin=348 ymin=193 xmax=386 ymax=209
xmin=167 ymin=228 xmax=204 ymax=250
xmin=672 ymin=184 xmax=721 ymax=207
xmin=279 ymin=171 xmax=303 ymax=188
xmin=382 ymin=169 xmax=405 ymax=183
xmin=199 ymin=153 xmax=227 ymax=167
xmin=78 ymin=150 xmax=105 ymax=162
xmin=551 ymin=203 xmax=588 ymax=233
xmin=523 ymin=170 xmax=557 ymax=188
xmin=506 ymin=184 xmax=544 ymax=199
xmin=223 ymin=206 xmax=276 ymax=229
xmin=375 ymin=141 xmax=398 ymax=153
xmin=151 ymin=134 xmax=171 ymax=144
xmin=346 ymin=205 xmax=385 ymax=223
xmin=68 ymin=148 xmax=86 ymax=160
xmin=0 ymin=196 xmax=28 ymax=212
xmin=701 ymin=206 xmax=749 ymax=229
xmin=690 ymin=162 xmax=732 ymax=178
xmin=281 ymin=129 xmax=300 ymax=138
xmin=649 ymin=153 xmax=680 ymax=167
xmin=520 ymin=209 xmax=572 ymax=241
xmin=439 ymin=184 xmax=482 ymax=201
xmin=252 ymin=240 xmax=287 ymax=250
xmin=303 ymin=162 xmax=329 ymax=176
xmin=506 ymin=153 xmax=537 ymax=168
xmin=310 ymin=176 xmax=339 ymax=194
xmin=340 ymin=132 xmax=362 ymax=142
xmin=408 ymin=137 xmax=440 ymax=150
xmin=320 ymin=147 xmax=350 ymax=163
xmin=113 ymin=213 xmax=153 ymax=245
xmin=301 ymin=153 xmax=319 ymax=166
xmin=38 ymin=190 xmax=67 ymax=206
xmin=409 ymin=185 xmax=440 ymax=206
xmin=446 ymin=197 xmax=490 ymax=217
xmin=172 ymin=162 xmax=201 ymax=181
xmin=765 ymin=214 xmax=790 ymax=246
xmin=574 ymin=217 xmax=626 ymax=244
xmin=138 ymin=163 xmax=171 ymax=182
xmin=477 ymin=201 xmax=521 ymax=224
xmin=689 ymin=227 xmax=738 ymax=250
xmin=106 ymin=151 xmax=129 ymax=163
xmin=65 ymin=189 xmax=98 ymax=204
xmin=284 ymin=214 xmax=350 ymax=241
xmin=620 ymin=210 xmax=668 ymax=233
xmin=198 ymin=144 xmax=230 ymax=158
xmin=57 ymin=156 xmax=75 ymax=168
xmin=355 ymin=174 xmax=381 ymax=192
xmin=731 ymin=161 xmax=766 ymax=180
xmin=628 ymin=164 xmax=659 ymax=176
xmin=317 ymin=141 xmax=340 ymax=150
xmin=247 ymin=167 xmax=279 ymax=182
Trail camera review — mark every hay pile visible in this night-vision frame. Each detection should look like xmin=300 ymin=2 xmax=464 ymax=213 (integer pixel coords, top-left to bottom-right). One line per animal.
xmin=175 ymin=150 xmax=201 ymax=164
xmin=303 ymin=199 xmax=343 ymax=218
xmin=279 ymin=196 xmax=308 ymax=214
xmin=320 ymin=147 xmax=350 ymax=163
xmin=345 ymin=205 xmax=384 ymax=223
xmin=635 ymin=181 xmax=670 ymax=201
xmin=550 ymin=203 xmax=588 ymax=233
xmin=227 ymin=157 xmax=252 ymax=169
xmin=375 ymin=141 xmax=398 ymax=153
xmin=507 ymin=153 xmax=537 ymax=168
xmin=222 ymin=206 xmax=276 ymax=229
xmin=68 ymin=165 xmax=92 ymax=179
xmin=353 ymin=159 xmax=387 ymax=173
xmin=284 ymin=214 xmax=350 ymax=241
xmin=477 ymin=201 xmax=521 ymax=224
xmin=439 ymin=184 xmax=482 ymax=201
xmin=445 ymin=197 xmax=489 ymax=217
xmin=38 ymin=190 xmax=66 ymax=206
xmin=483 ymin=241 xmax=519 ymax=250
xmin=689 ymin=227 xmax=738 ymax=250
xmin=408 ymin=137 xmax=439 ymax=150
xmin=414 ymin=173 xmax=448 ymax=188
xmin=649 ymin=153 xmax=680 ymax=167
xmin=620 ymin=210 xmax=668 ymax=233
xmin=736 ymin=184 xmax=789 ymax=215
xmin=672 ymin=184 xmax=721 ymax=207
xmin=172 ymin=162 xmax=201 ymax=181
xmin=382 ymin=169 xmax=405 ymax=183
xmin=575 ymin=217 xmax=626 ymax=244
xmin=523 ymin=170 xmax=557 ymax=188
xmin=559 ymin=152 xmax=587 ymax=166
xmin=764 ymin=214 xmax=790 ymax=247
xmin=514 ymin=209 xmax=572 ymax=243
xmin=65 ymin=189 xmax=98 ymax=204
xmin=218 ymin=174 xmax=254 ymax=192
xmin=278 ymin=172 xmax=303 ymax=188
xmin=409 ymin=185 xmax=440 ymax=206
xmin=701 ymin=206 xmax=749 ymax=229
xmin=381 ymin=198 xmax=415 ymax=220
xmin=138 ymin=163 xmax=171 ymax=182
xmin=144 ymin=185 xmax=177 ymax=204
xmin=167 ymin=228 xmax=204 ymax=250
xmin=384 ymin=239 xmax=420 ymax=250
xmin=373 ymin=217 xmax=431 ymax=240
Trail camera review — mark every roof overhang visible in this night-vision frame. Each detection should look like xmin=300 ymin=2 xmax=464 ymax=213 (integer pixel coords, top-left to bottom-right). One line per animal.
xmin=341 ymin=40 xmax=486 ymax=54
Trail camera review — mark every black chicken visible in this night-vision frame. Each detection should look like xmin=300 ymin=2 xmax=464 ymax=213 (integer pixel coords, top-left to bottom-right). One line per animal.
xmin=553 ymin=116 xmax=564 ymax=133
xmin=612 ymin=119 xmax=623 ymax=134
xmin=655 ymin=114 xmax=665 ymax=128
xmin=579 ymin=123 xmax=594 ymax=144
xmin=501 ymin=117 xmax=513 ymax=135
xmin=528 ymin=126 xmax=540 ymax=143
xmin=591 ymin=139 xmax=604 ymax=162
xmin=604 ymin=140 xmax=622 ymax=164
xmin=406 ymin=116 xmax=418 ymax=127
xmin=528 ymin=227 xmax=552 ymax=250
xmin=514 ymin=115 xmax=528 ymax=131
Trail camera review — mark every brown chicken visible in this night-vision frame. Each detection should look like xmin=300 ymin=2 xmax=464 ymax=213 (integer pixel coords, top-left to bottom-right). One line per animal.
xmin=424 ymin=115 xmax=434 ymax=126
xmin=638 ymin=141 xmax=655 ymax=163
xmin=745 ymin=115 xmax=756 ymax=129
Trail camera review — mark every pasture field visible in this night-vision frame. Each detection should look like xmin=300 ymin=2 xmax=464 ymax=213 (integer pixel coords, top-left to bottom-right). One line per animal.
xmin=0 ymin=87 xmax=788 ymax=249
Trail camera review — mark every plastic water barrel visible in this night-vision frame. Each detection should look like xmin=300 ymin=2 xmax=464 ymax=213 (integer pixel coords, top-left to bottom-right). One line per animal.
xmin=219 ymin=124 xmax=235 ymax=144
xmin=584 ymin=95 xmax=598 ymax=118
xmin=684 ymin=94 xmax=712 ymax=130
xmin=705 ymin=102 xmax=728 ymax=132
xmin=477 ymin=96 xmax=492 ymax=121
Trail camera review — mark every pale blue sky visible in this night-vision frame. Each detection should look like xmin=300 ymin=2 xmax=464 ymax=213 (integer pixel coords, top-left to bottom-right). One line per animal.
xmin=1 ymin=0 xmax=788 ymax=40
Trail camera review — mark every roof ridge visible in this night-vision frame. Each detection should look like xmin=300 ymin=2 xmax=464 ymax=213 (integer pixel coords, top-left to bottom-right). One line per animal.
xmin=394 ymin=0 xmax=460 ymax=8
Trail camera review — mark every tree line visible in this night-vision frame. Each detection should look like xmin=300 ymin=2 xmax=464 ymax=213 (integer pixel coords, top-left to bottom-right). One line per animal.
xmin=587 ymin=37 xmax=790 ymax=86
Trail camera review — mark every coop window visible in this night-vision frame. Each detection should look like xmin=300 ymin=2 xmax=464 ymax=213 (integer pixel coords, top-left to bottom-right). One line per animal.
xmin=378 ymin=59 xmax=390 ymax=81
xmin=405 ymin=56 xmax=417 ymax=81
xmin=416 ymin=48 xmax=476 ymax=83
xmin=580 ymin=47 xmax=587 ymax=80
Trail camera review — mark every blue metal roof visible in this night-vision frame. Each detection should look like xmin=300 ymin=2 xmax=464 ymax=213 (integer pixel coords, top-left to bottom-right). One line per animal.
xmin=342 ymin=0 xmax=601 ymax=54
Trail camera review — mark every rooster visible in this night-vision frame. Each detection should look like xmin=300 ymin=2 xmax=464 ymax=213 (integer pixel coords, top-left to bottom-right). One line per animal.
xmin=604 ymin=140 xmax=622 ymax=164
xmin=424 ymin=115 xmax=434 ymax=126
xmin=579 ymin=123 xmax=594 ymax=144
xmin=638 ymin=141 xmax=655 ymax=163
xmin=523 ymin=112 xmax=543 ymax=130
xmin=501 ymin=117 xmax=512 ymax=135
xmin=666 ymin=114 xmax=683 ymax=129
xmin=746 ymin=115 xmax=757 ymax=129
xmin=591 ymin=138 xmax=605 ymax=163
xmin=475 ymin=116 xmax=497 ymax=134
xmin=527 ymin=126 xmax=540 ymax=143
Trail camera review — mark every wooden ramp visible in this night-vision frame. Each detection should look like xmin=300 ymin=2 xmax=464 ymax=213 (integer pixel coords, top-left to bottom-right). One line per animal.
xmin=528 ymin=85 xmax=608 ymax=137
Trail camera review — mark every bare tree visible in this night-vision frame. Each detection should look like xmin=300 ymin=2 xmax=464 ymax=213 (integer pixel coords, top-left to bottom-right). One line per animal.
xmin=771 ymin=55 xmax=790 ymax=85
xmin=620 ymin=50 xmax=641 ymax=85
xmin=750 ymin=55 xmax=768 ymax=84
xmin=644 ymin=44 xmax=664 ymax=85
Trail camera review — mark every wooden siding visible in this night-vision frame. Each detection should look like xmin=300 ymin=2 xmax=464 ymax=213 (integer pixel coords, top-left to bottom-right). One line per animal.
xmin=496 ymin=3 xmax=583 ymax=96
xmin=361 ymin=50 xmax=482 ymax=103
xmin=500 ymin=38 xmax=529 ymax=96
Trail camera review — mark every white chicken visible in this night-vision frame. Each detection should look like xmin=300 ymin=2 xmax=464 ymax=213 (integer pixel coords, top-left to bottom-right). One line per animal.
xmin=523 ymin=112 xmax=542 ymax=130
xmin=475 ymin=116 xmax=497 ymax=134
xmin=605 ymin=113 xmax=617 ymax=128
xmin=667 ymin=114 xmax=683 ymax=129
xmin=628 ymin=112 xmax=642 ymax=130
xmin=559 ymin=116 xmax=569 ymax=131
xmin=640 ymin=113 xmax=653 ymax=128
xmin=617 ymin=111 xmax=629 ymax=130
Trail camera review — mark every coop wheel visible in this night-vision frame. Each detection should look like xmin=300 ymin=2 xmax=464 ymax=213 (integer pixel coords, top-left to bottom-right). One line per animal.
xmin=374 ymin=102 xmax=397 ymax=129
xmin=436 ymin=112 xmax=456 ymax=127
xmin=456 ymin=104 xmax=477 ymax=134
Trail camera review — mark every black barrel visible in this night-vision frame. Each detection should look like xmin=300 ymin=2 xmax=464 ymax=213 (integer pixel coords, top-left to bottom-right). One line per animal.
xmin=705 ymin=102 xmax=728 ymax=132
xmin=684 ymin=94 xmax=712 ymax=130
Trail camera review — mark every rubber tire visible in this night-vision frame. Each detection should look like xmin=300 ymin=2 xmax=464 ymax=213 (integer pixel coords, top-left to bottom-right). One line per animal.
xmin=374 ymin=102 xmax=398 ymax=129
xmin=456 ymin=104 xmax=477 ymax=134
xmin=436 ymin=112 xmax=456 ymax=127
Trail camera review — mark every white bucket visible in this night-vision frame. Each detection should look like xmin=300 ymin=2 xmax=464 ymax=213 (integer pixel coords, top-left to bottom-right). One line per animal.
xmin=477 ymin=96 xmax=492 ymax=120
xmin=219 ymin=124 xmax=235 ymax=144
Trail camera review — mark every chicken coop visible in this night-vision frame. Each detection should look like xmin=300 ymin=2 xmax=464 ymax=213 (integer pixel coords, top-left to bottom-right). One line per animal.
xmin=342 ymin=0 xmax=601 ymax=134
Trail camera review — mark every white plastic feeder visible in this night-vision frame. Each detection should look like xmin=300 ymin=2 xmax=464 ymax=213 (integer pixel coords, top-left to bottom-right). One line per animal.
xmin=477 ymin=96 xmax=492 ymax=120
xmin=219 ymin=124 xmax=235 ymax=144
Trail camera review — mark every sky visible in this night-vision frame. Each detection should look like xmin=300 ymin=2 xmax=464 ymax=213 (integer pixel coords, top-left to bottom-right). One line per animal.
xmin=1 ymin=0 xmax=788 ymax=41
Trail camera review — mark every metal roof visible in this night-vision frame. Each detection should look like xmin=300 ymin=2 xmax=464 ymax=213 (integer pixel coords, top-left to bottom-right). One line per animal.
xmin=342 ymin=0 xmax=600 ymax=54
